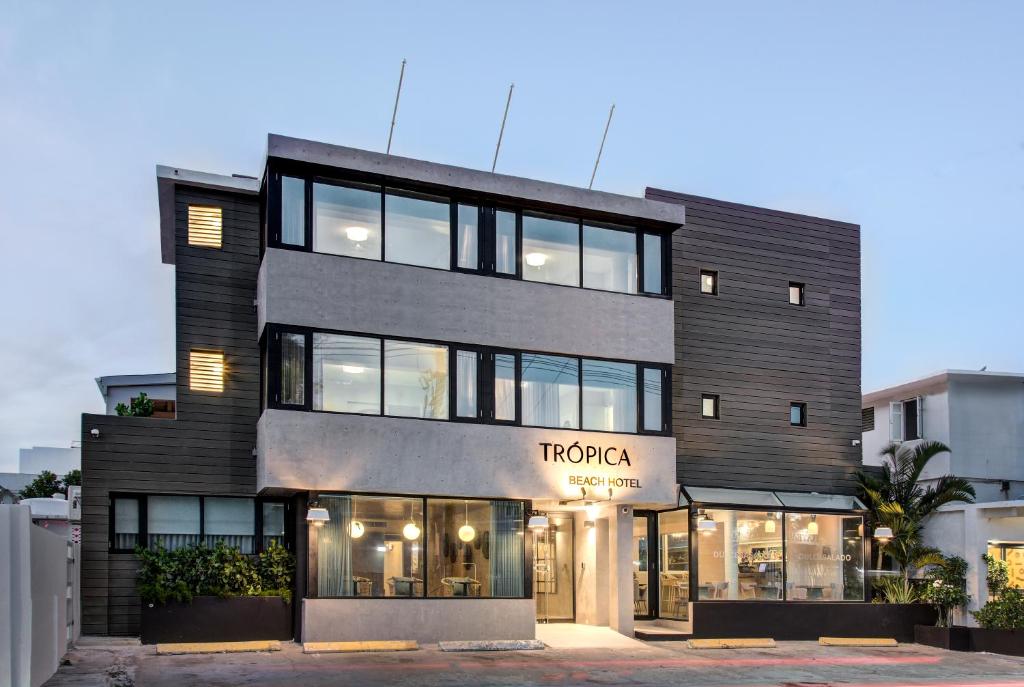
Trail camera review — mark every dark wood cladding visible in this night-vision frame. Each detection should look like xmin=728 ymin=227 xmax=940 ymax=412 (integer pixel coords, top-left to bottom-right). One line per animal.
xmin=81 ymin=186 xmax=260 ymax=635
xmin=647 ymin=189 xmax=861 ymax=494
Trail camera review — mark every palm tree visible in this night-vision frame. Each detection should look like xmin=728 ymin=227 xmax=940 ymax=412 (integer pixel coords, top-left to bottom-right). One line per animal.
xmin=857 ymin=441 xmax=975 ymax=572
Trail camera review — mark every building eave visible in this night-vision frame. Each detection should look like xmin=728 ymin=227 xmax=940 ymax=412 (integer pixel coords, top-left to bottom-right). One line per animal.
xmin=862 ymin=369 xmax=1024 ymax=407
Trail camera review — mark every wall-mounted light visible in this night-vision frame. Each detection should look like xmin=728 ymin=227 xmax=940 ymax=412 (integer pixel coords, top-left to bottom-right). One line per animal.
xmin=697 ymin=516 xmax=716 ymax=536
xmin=873 ymin=526 xmax=893 ymax=543
xmin=527 ymin=514 xmax=549 ymax=530
xmin=306 ymin=505 xmax=330 ymax=527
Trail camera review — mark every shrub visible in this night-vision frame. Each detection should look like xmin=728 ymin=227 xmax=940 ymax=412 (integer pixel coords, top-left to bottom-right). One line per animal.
xmin=873 ymin=575 xmax=921 ymax=603
xmin=116 ymin=393 xmax=155 ymax=417
xmin=136 ymin=542 xmax=295 ymax=604
xmin=972 ymin=554 xmax=1024 ymax=630
xmin=920 ymin=555 xmax=970 ymax=627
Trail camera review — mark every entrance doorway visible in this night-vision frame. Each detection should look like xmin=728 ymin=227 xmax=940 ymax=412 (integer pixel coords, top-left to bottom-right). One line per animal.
xmin=533 ymin=512 xmax=574 ymax=622
xmin=632 ymin=514 xmax=653 ymax=619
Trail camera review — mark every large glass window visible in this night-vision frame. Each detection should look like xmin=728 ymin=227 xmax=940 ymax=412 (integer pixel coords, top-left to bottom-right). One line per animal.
xmin=315 ymin=495 xmax=424 ymax=597
xmin=384 ymin=341 xmax=449 ymax=419
xmin=582 ymin=360 xmax=637 ymax=432
xmin=384 ymin=192 xmax=450 ymax=269
xmin=426 ymin=499 xmax=524 ymax=597
xmin=643 ymin=234 xmax=663 ymax=294
xmin=204 ymin=497 xmax=255 ymax=553
xmin=522 ymin=215 xmax=579 ymax=287
xmin=313 ymin=182 xmax=382 ymax=259
xmin=643 ymin=367 xmax=663 ymax=432
xmin=583 ymin=225 xmax=637 ymax=294
xmin=456 ymin=204 xmax=478 ymax=270
xmin=113 ymin=498 xmax=139 ymax=550
xmin=147 ymin=496 xmax=201 ymax=551
xmin=785 ymin=513 xmax=863 ymax=601
xmin=262 ymin=502 xmax=286 ymax=550
xmin=658 ymin=510 xmax=690 ymax=619
xmin=496 ymin=210 xmax=517 ymax=275
xmin=494 ymin=353 xmax=516 ymax=422
xmin=313 ymin=333 xmax=381 ymax=414
xmin=987 ymin=544 xmax=1024 ymax=591
xmin=521 ymin=354 xmax=579 ymax=429
xmin=455 ymin=350 xmax=478 ymax=419
xmin=280 ymin=176 xmax=306 ymax=246
xmin=280 ymin=332 xmax=305 ymax=406
xmin=697 ymin=509 xmax=783 ymax=601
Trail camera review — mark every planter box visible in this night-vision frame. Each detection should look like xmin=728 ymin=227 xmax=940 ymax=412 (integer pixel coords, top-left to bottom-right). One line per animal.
xmin=140 ymin=596 xmax=292 ymax=645
xmin=914 ymin=624 xmax=970 ymax=651
xmin=969 ymin=628 xmax=1024 ymax=657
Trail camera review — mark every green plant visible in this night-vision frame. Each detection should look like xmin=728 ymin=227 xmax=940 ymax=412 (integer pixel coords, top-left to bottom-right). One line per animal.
xmin=873 ymin=575 xmax=921 ymax=604
xmin=18 ymin=470 xmax=64 ymax=499
xmin=972 ymin=554 xmax=1024 ymax=630
xmin=857 ymin=441 xmax=975 ymax=574
xmin=921 ymin=555 xmax=970 ymax=627
xmin=63 ymin=469 xmax=81 ymax=487
xmin=116 ymin=393 xmax=155 ymax=417
xmin=135 ymin=541 xmax=295 ymax=605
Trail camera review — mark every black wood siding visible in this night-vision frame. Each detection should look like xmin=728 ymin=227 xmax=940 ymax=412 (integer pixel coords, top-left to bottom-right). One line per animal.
xmin=647 ymin=189 xmax=862 ymax=494
xmin=81 ymin=186 xmax=260 ymax=635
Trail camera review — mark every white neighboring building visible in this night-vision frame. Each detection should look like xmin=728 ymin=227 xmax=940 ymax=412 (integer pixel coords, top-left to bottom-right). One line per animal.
xmin=862 ymin=369 xmax=1024 ymax=620
xmin=95 ymin=372 xmax=176 ymax=417
xmin=19 ymin=445 xmax=80 ymax=475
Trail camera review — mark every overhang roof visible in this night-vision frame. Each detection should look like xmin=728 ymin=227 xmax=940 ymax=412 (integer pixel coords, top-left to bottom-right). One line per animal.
xmin=95 ymin=373 xmax=176 ymax=396
xmin=862 ymin=369 xmax=1024 ymax=406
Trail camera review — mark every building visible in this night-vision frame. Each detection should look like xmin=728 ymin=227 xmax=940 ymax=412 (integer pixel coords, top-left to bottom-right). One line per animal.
xmin=95 ymin=373 xmax=176 ymax=417
xmin=19 ymin=446 xmax=80 ymax=475
xmin=0 ymin=473 xmax=37 ymax=504
xmin=81 ymin=134 xmax=865 ymax=642
xmin=862 ymin=370 xmax=1024 ymax=618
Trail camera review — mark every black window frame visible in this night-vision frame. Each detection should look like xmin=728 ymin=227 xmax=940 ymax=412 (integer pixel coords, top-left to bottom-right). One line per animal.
xmin=264 ymin=166 xmax=672 ymax=299
xmin=790 ymin=402 xmax=808 ymax=427
xmin=108 ymin=494 xmax=290 ymax=555
xmin=789 ymin=281 xmax=806 ymax=306
xmin=699 ymin=269 xmax=718 ymax=296
xmin=264 ymin=323 xmax=671 ymax=436
xmin=700 ymin=393 xmax=720 ymax=420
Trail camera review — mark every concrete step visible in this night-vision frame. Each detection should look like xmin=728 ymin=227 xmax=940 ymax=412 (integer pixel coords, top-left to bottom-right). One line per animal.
xmin=634 ymin=627 xmax=691 ymax=641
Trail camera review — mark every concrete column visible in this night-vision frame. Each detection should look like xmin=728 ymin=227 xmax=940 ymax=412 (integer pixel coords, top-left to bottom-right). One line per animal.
xmin=963 ymin=505 xmax=984 ymax=624
xmin=607 ymin=504 xmax=634 ymax=636
xmin=573 ymin=512 xmax=597 ymax=625
xmin=724 ymin=510 xmax=738 ymax=600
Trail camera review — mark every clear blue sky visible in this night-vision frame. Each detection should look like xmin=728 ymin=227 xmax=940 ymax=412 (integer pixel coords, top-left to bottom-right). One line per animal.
xmin=2 ymin=2 xmax=1022 ymax=471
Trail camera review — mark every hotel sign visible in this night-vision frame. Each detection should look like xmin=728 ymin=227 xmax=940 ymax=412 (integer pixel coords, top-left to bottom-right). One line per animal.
xmin=539 ymin=441 xmax=643 ymax=490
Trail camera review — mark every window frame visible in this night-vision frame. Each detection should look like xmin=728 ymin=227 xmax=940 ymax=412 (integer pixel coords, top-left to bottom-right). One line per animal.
xmin=699 ymin=269 xmax=718 ymax=296
xmin=789 ymin=281 xmax=806 ymax=306
xmin=790 ymin=402 xmax=808 ymax=428
xmin=306 ymin=490 xmax=530 ymax=601
xmin=265 ymin=167 xmax=672 ymax=299
xmin=108 ymin=494 xmax=289 ymax=555
xmin=264 ymin=323 xmax=670 ymax=436
xmin=700 ymin=393 xmax=720 ymax=420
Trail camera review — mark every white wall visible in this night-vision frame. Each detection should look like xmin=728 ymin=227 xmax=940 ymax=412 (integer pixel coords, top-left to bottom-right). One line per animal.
xmin=102 ymin=383 xmax=176 ymax=416
xmin=862 ymin=389 xmax=950 ymax=475
xmin=18 ymin=447 xmax=80 ymax=475
xmin=948 ymin=377 xmax=1024 ymax=482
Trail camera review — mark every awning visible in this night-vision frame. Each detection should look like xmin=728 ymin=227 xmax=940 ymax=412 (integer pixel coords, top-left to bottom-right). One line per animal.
xmin=679 ymin=486 xmax=865 ymax=512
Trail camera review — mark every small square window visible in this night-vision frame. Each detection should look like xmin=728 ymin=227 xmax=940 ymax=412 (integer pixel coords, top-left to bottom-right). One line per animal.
xmin=701 ymin=394 xmax=720 ymax=419
xmin=790 ymin=402 xmax=807 ymax=427
xmin=700 ymin=270 xmax=718 ymax=295
xmin=190 ymin=349 xmax=225 ymax=393
xmin=789 ymin=282 xmax=805 ymax=306
xmin=188 ymin=205 xmax=223 ymax=248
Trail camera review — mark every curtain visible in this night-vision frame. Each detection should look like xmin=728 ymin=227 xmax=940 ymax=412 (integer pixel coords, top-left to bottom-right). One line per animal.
xmin=318 ymin=496 xmax=353 ymax=597
xmin=489 ymin=501 xmax=524 ymax=597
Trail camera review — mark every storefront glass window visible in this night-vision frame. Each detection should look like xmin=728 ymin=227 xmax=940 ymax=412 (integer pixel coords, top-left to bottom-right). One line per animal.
xmin=313 ymin=333 xmax=381 ymax=414
xmin=784 ymin=513 xmax=864 ymax=601
xmin=987 ymin=544 xmax=1024 ymax=590
xmin=147 ymin=496 xmax=201 ymax=551
xmin=426 ymin=499 xmax=524 ymax=598
xmin=313 ymin=182 xmax=382 ymax=259
xmin=582 ymin=359 xmax=637 ymax=432
xmin=315 ymin=495 xmax=424 ymax=598
xmin=204 ymin=497 xmax=255 ymax=554
xmin=384 ymin=341 xmax=449 ymax=419
xmin=697 ymin=509 xmax=783 ymax=601
xmin=521 ymin=354 xmax=579 ymax=429
xmin=582 ymin=225 xmax=637 ymax=294
xmin=522 ymin=215 xmax=580 ymax=287
xmin=658 ymin=510 xmax=690 ymax=619
xmin=385 ymin=191 xmax=450 ymax=269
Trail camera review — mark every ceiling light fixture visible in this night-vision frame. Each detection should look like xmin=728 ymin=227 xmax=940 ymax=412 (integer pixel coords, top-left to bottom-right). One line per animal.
xmin=525 ymin=252 xmax=547 ymax=267
xmin=345 ymin=226 xmax=370 ymax=242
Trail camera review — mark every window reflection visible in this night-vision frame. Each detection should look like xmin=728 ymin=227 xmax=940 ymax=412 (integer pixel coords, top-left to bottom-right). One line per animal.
xmin=496 ymin=211 xmax=517 ymax=275
xmin=313 ymin=333 xmax=381 ymax=414
xmin=521 ymin=354 xmax=579 ymax=429
xmin=494 ymin=354 xmax=516 ymax=421
xmin=785 ymin=513 xmax=863 ymax=601
xmin=583 ymin=225 xmax=637 ymax=293
xmin=658 ymin=510 xmax=690 ymax=619
xmin=385 ymin=192 xmax=450 ymax=269
xmin=522 ymin=215 xmax=579 ymax=286
xmin=313 ymin=182 xmax=381 ymax=259
xmin=426 ymin=499 xmax=524 ymax=597
xmin=697 ymin=510 xmax=783 ymax=600
xmin=643 ymin=368 xmax=663 ymax=432
xmin=280 ymin=176 xmax=305 ymax=246
xmin=582 ymin=360 xmax=636 ymax=432
xmin=456 ymin=204 xmax=478 ymax=270
xmin=384 ymin=341 xmax=449 ymax=419
xmin=456 ymin=350 xmax=477 ymax=418
xmin=643 ymin=234 xmax=663 ymax=294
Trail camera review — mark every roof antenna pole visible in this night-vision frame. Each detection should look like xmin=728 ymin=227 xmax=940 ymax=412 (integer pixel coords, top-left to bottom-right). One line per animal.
xmin=492 ymin=83 xmax=514 ymax=173
xmin=386 ymin=59 xmax=407 ymax=155
xmin=588 ymin=103 xmax=615 ymax=190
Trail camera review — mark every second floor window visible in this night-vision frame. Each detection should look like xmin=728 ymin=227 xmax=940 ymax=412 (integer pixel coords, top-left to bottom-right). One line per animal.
xmin=269 ymin=173 xmax=669 ymax=297
xmin=890 ymin=397 xmax=922 ymax=442
xmin=266 ymin=325 xmax=670 ymax=435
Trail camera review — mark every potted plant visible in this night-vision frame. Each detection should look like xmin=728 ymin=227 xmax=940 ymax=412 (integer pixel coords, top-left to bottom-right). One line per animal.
xmin=915 ymin=555 xmax=970 ymax=650
xmin=970 ymin=554 xmax=1024 ymax=656
xmin=137 ymin=541 xmax=295 ymax=644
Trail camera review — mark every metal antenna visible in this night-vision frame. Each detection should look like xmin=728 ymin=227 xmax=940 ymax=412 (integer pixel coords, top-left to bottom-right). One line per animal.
xmin=386 ymin=59 xmax=407 ymax=155
xmin=588 ymin=103 xmax=615 ymax=189
xmin=492 ymin=83 xmax=514 ymax=173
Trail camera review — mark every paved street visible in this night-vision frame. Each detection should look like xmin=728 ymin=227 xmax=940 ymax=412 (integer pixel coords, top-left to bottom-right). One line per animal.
xmin=47 ymin=638 xmax=1024 ymax=687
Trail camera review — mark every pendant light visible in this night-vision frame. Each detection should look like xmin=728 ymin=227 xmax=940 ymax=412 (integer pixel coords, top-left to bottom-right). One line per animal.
xmin=403 ymin=502 xmax=421 ymax=540
xmin=350 ymin=501 xmax=365 ymax=539
xmin=458 ymin=500 xmax=476 ymax=542
xmin=764 ymin=513 xmax=776 ymax=534
xmin=807 ymin=515 xmax=818 ymax=536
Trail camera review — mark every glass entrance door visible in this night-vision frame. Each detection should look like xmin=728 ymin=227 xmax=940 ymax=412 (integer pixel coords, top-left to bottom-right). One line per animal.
xmin=657 ymin=509 xmax=690 ymax=620
xmin=533 ymin=513 xmax=574 ymax=622
xmin=632 ymin=514 xmax=654 ymax=619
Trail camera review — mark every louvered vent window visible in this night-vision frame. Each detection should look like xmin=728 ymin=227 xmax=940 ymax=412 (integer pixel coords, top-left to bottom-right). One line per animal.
xmin=188 ymin=205 xmax=223 ymax=248
xmin=189 ymin=350 xmax=225 ymax=393
xmin=861 ymin=407 xmax=875 ymax=432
